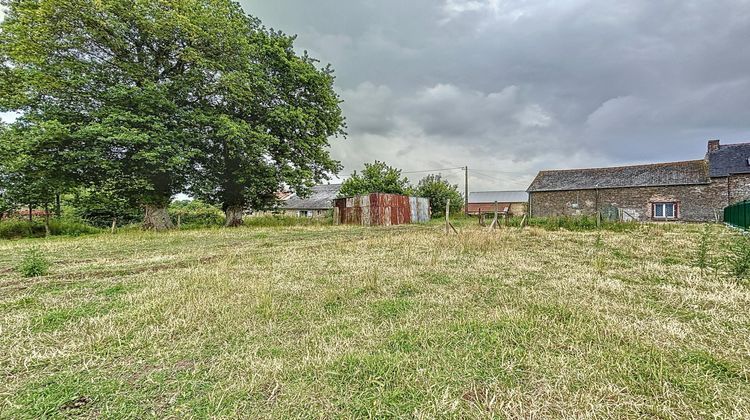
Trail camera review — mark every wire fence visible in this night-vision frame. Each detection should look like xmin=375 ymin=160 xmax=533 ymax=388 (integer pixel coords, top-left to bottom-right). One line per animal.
xmin=724 ymin=200 xmax=750 ymax=229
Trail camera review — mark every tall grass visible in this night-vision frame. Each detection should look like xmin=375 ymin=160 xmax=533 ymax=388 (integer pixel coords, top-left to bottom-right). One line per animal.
xmin=0 ymin=218 xmax=100 ymax=239
xmin=0 ymin=223 xmax=748 ymax=417
xmin=244 ymin=215 xmax=333 ymax=227
xmin=503 ymin=215 xmax=639 ymax=232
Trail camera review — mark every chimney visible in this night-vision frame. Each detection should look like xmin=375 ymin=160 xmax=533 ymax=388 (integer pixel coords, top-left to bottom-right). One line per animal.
xmin=708 ymin=139 xmax=720 ymax=153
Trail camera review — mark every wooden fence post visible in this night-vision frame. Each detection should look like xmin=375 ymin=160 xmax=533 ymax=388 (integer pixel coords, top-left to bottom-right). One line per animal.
xmin=445 ymin=199 xmax=457 ymax=234
xmin=518 ymin=214 xmax=527 ymax=230
xmin=488 ymin=201 xmax=500 ymax=230
xmin=111 ymin=218 xmax=117 ymax=234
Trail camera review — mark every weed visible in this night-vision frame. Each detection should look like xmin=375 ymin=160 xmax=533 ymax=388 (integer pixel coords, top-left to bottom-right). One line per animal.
xmin=592 ymin=253 xmax=608 ymax=276
xmin=17 ymin=248 xmax=50 ymax=277
xmin=723 ymin=234 xmax=750 ymax=281
xmin=694 ymin=224 xmax=712 ymax=276
xmin=594 ymin=233 xmax=603 ymax=249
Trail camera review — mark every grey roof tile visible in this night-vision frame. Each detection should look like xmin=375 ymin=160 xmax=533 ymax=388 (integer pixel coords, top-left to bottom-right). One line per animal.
xmin=708 ymin=142 xmax=750 ymax=177
xmin=527 ymin=160 xmax=710 ymax=192
xmin=283 ymin=184 xmax=341 ymax=210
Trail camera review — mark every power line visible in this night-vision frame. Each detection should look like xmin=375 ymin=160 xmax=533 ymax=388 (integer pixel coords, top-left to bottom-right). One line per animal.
xmin=336 ymin=166 xmax=465 ymax=178
xmin=402 ymin=167 xmax=465 ymax=174
xmin=469 ymin=168 xmax=530 ymax=174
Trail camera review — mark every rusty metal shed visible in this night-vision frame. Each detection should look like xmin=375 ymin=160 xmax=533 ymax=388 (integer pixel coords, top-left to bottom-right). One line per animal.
xmin=333 ymin=193 xmax=430 ymax=226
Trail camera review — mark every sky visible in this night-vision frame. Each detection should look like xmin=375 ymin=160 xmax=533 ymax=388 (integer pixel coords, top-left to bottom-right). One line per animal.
xmin=240 ymin=0 xmax=750 ymax=191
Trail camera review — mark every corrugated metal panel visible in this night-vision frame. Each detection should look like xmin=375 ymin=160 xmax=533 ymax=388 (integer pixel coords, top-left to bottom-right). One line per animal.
xmin=333 ymin=193 xmax=431 ymax=226
xmin=411 ymin=197 xmax=430 ymax=222
xmin=334 ymin=193 xmax=430 ymax=226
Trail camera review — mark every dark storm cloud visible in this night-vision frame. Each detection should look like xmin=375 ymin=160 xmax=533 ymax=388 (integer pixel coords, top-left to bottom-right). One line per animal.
xmin=242 ymin=0 xmax=750 ymax=189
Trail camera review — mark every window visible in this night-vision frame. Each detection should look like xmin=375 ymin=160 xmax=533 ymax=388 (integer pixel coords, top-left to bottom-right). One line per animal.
xmin=653 ymin=203 xmax=677 ymax=220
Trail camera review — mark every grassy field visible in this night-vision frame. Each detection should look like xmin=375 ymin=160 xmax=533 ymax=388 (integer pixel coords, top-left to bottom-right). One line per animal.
xmin=1 ymin=221 xmax=749 ymax=418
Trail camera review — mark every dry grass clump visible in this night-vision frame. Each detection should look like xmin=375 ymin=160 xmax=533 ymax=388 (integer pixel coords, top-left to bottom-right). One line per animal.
xmin=0 ymin=222 xmax=748 ymax=417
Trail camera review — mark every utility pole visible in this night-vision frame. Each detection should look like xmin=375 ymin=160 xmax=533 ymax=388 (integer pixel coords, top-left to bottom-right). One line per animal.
xmin=464 ymin=166 xmax=469 ymax=216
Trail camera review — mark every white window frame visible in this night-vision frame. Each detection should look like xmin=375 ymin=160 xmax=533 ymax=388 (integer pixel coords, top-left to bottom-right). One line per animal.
xmin=653 ymin=202 xmax=677 ymax=220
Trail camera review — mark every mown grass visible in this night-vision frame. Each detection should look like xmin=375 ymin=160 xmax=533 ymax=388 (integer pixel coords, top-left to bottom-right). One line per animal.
xmin=0 ymin=222 xmax=749 ymax=418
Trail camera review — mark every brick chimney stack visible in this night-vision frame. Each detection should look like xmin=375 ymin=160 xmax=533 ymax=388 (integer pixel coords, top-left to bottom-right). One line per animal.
xmin=708 ymin=139 xmax=720 ymax=153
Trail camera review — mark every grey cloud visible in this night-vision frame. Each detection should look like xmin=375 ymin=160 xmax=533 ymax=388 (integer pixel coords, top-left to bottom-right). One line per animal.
xmin=241 ymin=0 xmax=750 ymax=190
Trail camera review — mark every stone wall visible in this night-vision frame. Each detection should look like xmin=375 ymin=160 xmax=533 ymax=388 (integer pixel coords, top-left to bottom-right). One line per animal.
xmin=530 ymin=179 xmax=729 ymax=222
xmin=729 ymin=174 xmax=750 ymax=204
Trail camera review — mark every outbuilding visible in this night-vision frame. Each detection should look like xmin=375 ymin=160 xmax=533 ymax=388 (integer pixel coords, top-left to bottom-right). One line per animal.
xmin=333 ymin=193 xmax=430 ymax=226
xmin=281 ymin=184 xmax=340 ymax=217
xmin=467 ymin=191 xmax=528 ymax=216
xmin=527 ymin=139 xmax=750 ymax=222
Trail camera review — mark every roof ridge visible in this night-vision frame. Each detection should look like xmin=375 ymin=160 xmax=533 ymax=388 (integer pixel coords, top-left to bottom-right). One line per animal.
xmin=718 ymin=141 xmax=750 ymax=149
xmin=538 ymin=159 xmax=706 ymax=174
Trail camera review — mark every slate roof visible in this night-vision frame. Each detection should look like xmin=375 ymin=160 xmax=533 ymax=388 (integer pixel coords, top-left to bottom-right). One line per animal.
xmin=527 ymin=160 xmax=710 ymax=192
xmin=708 ymin=142 xmax=750 ymax=177
xmin=283 ymin=184 xmax=341 ymax=210
xmin=469 ymin=191 xmax=528 ymax=203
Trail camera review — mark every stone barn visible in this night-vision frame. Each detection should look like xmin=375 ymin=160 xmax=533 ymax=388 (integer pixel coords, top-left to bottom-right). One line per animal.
xmin=527 ymin=139 xmax=750 ymax=222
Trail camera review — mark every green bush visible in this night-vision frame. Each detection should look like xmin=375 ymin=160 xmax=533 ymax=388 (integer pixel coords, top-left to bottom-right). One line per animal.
xmin=414 ymin=174 xmax=462 ymax=218
xmin=169 ymin=200 xmax=225 ymax=228
xmin=17 ymin=248 xmax=50 ymax=277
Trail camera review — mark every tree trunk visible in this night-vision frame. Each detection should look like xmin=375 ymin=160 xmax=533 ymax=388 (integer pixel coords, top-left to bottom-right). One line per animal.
xmin=55 ymin=194 xmax=62 ymax=218
xmin=225 ymin=206 xmax=244 ymax=227
xmin=44 ymin=203 xmax=50 ymax=238
xmin=142 ymin=205 xmax=174 ymax=231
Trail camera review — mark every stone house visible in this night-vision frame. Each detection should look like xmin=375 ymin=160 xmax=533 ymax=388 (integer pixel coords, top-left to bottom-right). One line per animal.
xmin=280 ymin=184 xmax=340 ymax=217
xmin=527 ymin=140 xmax=750 ymax=222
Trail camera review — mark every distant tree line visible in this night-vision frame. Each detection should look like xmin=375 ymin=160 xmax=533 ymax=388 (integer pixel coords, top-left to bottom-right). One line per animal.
xmin=0 ymin=0 xmax=345 ymax=230
xmin=340 ymin=161 xmax=463 ymax=217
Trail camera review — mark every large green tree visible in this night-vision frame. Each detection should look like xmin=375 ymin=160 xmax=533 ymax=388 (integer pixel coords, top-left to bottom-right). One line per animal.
xmin=414 ymin=174 xmax=462 ymax=217
xmin=339 ymin=161 xmax=411 ymax=197
xmin=0 ymin=0 xmax=344 ymax=229
xmin=189 ymin=33 xmax=344 ymax=226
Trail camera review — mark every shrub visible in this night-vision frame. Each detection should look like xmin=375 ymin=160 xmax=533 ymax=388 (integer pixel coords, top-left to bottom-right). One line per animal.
xmin=17 ymin=249 xmax=50 ymax=277
xmin=169 ymin=200 xmax=225 ymax=228
xmin=0 ymin=219 xmax=36 ymax=239
xmin=694 ymin=224 xmax=712 ymax=275
xmin=414 ymin=174 xmax=462 ymax=218
xmin=723 ymin=234 xmax=750 ymax=281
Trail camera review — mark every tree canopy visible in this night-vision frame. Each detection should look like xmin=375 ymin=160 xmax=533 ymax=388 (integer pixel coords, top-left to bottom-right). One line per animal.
xmin=414 ymin=174 xmax=462 ymax=217
xmin=0 ymin=0 xmax=345 ymax=229
xmin=338 ymin=161 xmax=411 ymax=197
